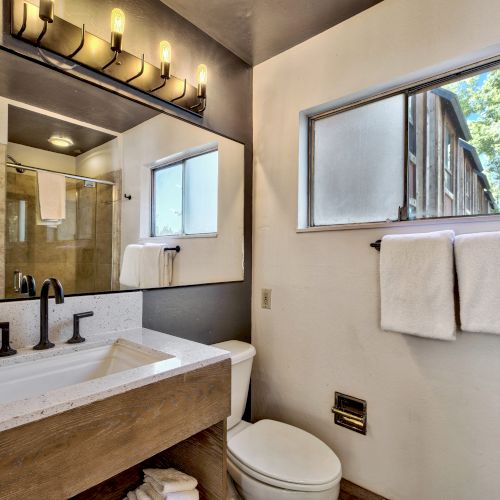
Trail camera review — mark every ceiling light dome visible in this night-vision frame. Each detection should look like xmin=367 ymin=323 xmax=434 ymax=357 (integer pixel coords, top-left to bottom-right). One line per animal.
xmin=48 ymin=135 xmax=73 ymax=148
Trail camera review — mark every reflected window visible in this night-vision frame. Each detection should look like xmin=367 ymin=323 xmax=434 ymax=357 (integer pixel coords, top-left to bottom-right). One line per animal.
xmin=151 ymin=149 xmax=218 ymax=236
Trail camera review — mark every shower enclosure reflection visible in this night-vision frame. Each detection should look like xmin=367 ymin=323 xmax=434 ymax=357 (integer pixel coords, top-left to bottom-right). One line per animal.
xmin=5 ymin=168 xmax=119 ymax=297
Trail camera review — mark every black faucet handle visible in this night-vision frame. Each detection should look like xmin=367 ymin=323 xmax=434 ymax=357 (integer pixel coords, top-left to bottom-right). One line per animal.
xmin=68 ymin=312 xmax=94 ymax=344
xmin=0 ymin=322 xmax=17 ymax=357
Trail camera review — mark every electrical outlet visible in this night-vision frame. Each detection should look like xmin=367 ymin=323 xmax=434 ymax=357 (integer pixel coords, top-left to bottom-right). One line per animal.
xmin=261 ymin=288 xmax=272 ymax=310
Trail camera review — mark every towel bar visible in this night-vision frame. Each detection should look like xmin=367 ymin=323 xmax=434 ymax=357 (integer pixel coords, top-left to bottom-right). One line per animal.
xmin=164 ymin=246 xmax=181 ymax=253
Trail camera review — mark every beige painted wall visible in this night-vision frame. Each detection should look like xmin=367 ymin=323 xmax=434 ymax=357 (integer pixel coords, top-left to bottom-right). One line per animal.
xmin=252 ymin=0 xmax=500 ymax=499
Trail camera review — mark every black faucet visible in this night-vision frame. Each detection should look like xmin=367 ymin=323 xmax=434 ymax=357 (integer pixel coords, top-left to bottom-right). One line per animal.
xmin=34 ymin=278 xmax=64 ymax=350
xmin=0 ymin=322 xmax=16 ymax=357
xmin=21 ymin=275 xmax=36 ymax=297
xmin=68 ymin=311 xmax=93 ymax=344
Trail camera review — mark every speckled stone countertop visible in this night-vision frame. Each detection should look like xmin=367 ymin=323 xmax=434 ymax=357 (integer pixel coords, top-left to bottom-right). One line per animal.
xmin=0 ymin=328 xmax=230 ymax=433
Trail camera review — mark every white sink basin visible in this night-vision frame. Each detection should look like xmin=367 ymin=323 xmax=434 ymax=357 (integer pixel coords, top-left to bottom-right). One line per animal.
xmin=0 ymin=339 xmax=178 ymax=405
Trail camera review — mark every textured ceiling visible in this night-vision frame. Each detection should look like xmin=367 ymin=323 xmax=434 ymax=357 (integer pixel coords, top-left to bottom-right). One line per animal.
xmin=8 ymin=106 xmax=117 ymax=157
xmin=160 ymin=0 xmax=382 ymax=65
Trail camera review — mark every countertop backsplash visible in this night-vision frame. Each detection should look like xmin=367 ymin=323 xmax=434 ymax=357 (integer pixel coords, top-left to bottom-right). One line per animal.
xmin=0 ymin=292 xmax=143 ymax=349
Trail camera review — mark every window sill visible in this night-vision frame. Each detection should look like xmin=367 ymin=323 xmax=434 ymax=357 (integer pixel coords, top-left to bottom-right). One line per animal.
xmin=143 ymin=233 xmax=218 ymax=241
xmin=297 ymin=214 xmax=500 ymax=233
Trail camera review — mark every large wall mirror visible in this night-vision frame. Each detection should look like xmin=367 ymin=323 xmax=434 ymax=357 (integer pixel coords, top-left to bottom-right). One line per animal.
xmin=0 ymin=50 xmax=244 ymax=300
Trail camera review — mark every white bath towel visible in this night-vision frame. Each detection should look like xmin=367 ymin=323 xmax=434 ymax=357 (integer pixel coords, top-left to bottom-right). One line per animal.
xmin=140 ymin=244 xmax=164 ymax=288
xmin=455 ymin=231 xmax=500 ymax=334
xmin=143 ymin=468 xmax=198 ymax=494
xmin=37 ymin=170 xmax=66 ymax=221
xmin=126 ymin=491 xmax=138 ymax=500
xmin=120 ymin=244 xmax=142 ymax=288
xmin=380 ymin=230 xmax=456 ymax=340
xmin=141 ymin=244 xmax=177 ymax=287
xmin=162 ymin=249 xmax=177 ymax=286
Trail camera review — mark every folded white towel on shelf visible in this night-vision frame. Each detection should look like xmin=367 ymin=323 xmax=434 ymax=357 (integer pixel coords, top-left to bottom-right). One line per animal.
xmin=143 ymin=468 xmax=198 ymax=494
xmin=455 ymin=231 xmax=500 ymax=334
xmin=37 ymin=170 xmax=66 ymax=221
xmin=120 ymin=244 xmax=142 ymax=288
xmin=380 ymin=230 xmax=456 ymax=340
xmin=144 ymin=478 xmax=199 ymax=499
xmin=165 ymin=490 xmax=198 ymax=500
xmin=135 ymin=487 xmax=151 ymax=500
xmin=126 ymin=491 xmax=138 ymax=500
xmin=138 ymin=482 xmax=164 ymax=500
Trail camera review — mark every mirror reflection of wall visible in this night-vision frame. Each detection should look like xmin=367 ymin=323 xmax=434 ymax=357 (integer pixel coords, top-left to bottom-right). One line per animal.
xmin=0 ymin=78 xmax=244 ymax=300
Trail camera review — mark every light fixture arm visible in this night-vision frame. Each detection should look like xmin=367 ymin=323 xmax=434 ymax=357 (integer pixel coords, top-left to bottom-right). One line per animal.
xmin=67 ymin=24 xmax=86 ymax=58
xmin=170 ymin=79 xmax=187 ymax=102
xmin=150 ymin=78 xmax=167 ymax=93
xmin=16 ymin=2 xmax=28 ymax=37
xmin=36 ymin=20 xmax=48 ymax=46
xmin=101 ymin=51 xmax=118 ymax=71
xmin=126 ymin=53 xmax=145 ymax=83
xmin=190 ymin=97 xmax=206 ymax=113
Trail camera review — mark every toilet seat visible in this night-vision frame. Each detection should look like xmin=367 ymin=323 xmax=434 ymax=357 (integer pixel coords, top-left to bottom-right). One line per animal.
xmin=227 ymin=419 xmax=342 ymax=492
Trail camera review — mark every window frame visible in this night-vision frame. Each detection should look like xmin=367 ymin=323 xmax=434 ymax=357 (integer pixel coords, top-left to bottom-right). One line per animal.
xmin=150 ymin=147 xmax=218 ymax=238
xmin=305 ymin=57 xmax=500 ymax=231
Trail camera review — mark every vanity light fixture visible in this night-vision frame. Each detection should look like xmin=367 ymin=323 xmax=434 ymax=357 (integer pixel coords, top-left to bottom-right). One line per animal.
xmin=11 ymin=0 xmax=206 ymax=115
xmin=39 ymin=0 xmax=55 ymax=23
xmin=110 ymin=8 xmax=125 ymax=52
xmin=160 ymin=40 xmax=171 ymax=79
xmin=196 ymin=64 xmax=208 ymax=98
xmin=103 ymin=7 xmax=125 ymax=70
xmin=190 ymin=64 xmax=207 ymax=112
xmin=48 ymin=135 xmax=73 ymax=148
xmin=37 ymin=0 xmax=55 ymax=45
xmin=150 ymin=40 xmax=172 ymax=92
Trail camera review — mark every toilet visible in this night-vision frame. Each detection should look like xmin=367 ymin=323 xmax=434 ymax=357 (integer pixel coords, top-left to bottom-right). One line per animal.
xmin=213 ymin=340 xmax=342 ymax=500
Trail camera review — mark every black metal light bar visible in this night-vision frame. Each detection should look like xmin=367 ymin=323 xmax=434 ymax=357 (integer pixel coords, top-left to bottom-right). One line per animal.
xmin=10 ymin=0 xmax=205 ymax=116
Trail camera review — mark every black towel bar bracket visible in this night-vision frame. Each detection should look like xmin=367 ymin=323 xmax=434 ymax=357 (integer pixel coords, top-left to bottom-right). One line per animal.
xmin=370 ymin=240 xmax=382 ymax=251
xmin=164 ymin=246 xmax=181 ymax=253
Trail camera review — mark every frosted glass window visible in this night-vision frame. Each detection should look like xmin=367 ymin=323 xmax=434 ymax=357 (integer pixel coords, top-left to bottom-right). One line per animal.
xmin=152 ymin=163 xmax=183 ymax=236
xmin=151 ymin=149 xmax=218 ymax=236
xmin=311 ymin=95 xmax=405 ymax=225
xmin=184 ymin=151 xmax=218 ymax=234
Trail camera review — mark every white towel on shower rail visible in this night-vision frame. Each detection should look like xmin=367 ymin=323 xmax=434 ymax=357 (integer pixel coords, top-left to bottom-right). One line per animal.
xmin=455 ymin=231 xmax=500 ymax=334
xmin=380 ymin=230 xmax=456 ymax=340
xmin=37 ymin=170 xmax=66 ymax=221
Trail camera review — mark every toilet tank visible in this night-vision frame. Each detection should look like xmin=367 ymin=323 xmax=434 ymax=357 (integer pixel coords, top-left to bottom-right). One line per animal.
xmin=213 ymin=340 xmax=256 ymax=430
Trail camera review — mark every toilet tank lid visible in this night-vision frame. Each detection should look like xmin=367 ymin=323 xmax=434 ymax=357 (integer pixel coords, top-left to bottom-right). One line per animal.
xmin=212 ymin=340 xmax=256 ymax=365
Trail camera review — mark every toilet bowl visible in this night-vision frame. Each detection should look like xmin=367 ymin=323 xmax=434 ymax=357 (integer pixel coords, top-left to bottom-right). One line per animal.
xmin=213 ymin=340 xmax=342 ymax=500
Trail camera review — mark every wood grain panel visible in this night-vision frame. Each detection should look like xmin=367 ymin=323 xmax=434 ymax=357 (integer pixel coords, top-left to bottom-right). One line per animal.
xmin=74 ymin=422 xmax=226 ymax=500
xmin=0 ymin=360 xmax=230 ymax=499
